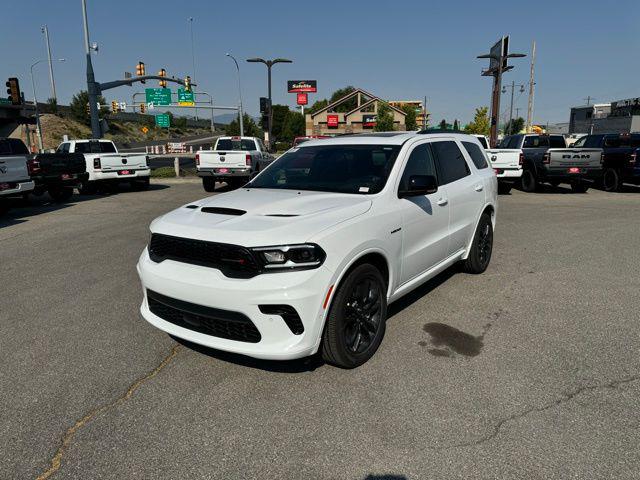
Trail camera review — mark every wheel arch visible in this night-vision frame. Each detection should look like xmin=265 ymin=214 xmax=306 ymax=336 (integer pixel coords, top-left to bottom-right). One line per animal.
xmin=462 ymin=202 xmax=496 ymax=259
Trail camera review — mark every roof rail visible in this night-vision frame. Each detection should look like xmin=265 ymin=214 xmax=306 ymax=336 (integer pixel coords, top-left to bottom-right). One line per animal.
xmin=417 ymin=128 xmax=465 ymax=135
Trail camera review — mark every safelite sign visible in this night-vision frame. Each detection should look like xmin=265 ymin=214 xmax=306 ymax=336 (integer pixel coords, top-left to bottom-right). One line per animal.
xmin=327 ymin=115 xmax=339 ymax=128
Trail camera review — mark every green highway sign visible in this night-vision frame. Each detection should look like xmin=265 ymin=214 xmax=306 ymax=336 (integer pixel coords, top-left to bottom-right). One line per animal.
xmin=177 ymin=88 xmax=195 ymax=106
xmin=145 ymin=88 xmax=171 ymax=106
xmin=0 ymin=98 xmax=12 ymax=105
xmin=155 ymin=113 xmax=170 ymax=128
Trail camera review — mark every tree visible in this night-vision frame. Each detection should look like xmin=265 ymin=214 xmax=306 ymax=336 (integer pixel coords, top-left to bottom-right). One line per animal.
xmin=439 ymin=119 xmax=448 ymax=130
xmin=307 ymin=99 xmax=328 ymax=115
xmin=401 ymin=104 xmax=418 ymax=131
xmin=281 ymin=111 xmax=306 ymax=143
xmin=453 ymin=119 xmax=460 ymax=131
xmin=45 ymin=97 xmax=58 ymax=114
xmin=225 ymin=113 xmax=263 ymax=137
xmin=270 ymin=104 xmax=291 ymax=141
xmin=69 ymin=90 xmax=106 ymax=125
xmin=504 ymin=117 xmax=525 ymax=135
xmin=374 ymin=102 xmax=395 ymax=132
xmin=329 ymin=86 xmax=357 ymax=112
xmin=463 ymin=107 xmax=490 ymax=136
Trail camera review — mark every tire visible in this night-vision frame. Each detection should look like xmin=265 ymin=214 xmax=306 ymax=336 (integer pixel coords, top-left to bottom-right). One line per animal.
xmin=521 ymin=168 xmax=538 ymax=192
xmin=48 ymin=186 xmax=74 ymax=202
xmin=321 ymin=263 xmax=387 ymax=369
xmin=497 ymin=183 xmax=512 ymax=195
xmin=78 ymin=180 xmax=97 ymax=195
xmin=202 ymin=177 xmax=216 ymax=192
xmin=462 ymin=213 xmax=493 ymax=274
xmin=570 ymin=179 xmax=588 ymax=193
xmin=602 ymin=168 xmax=621 ymax=192
xmin=131 ymin=177 xmax=150 ymax=191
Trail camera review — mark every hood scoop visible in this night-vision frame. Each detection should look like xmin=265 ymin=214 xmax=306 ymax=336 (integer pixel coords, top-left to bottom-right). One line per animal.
xmin=201 ymin=207 xmax=246 ymax=216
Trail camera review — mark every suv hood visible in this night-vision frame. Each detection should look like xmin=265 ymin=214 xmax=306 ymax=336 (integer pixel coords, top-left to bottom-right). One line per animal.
xmin=151 ymin=188 xmax=372 ymax=246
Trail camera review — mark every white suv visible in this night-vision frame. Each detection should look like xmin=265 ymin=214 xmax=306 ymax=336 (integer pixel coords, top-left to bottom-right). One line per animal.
xmin=137 ymin=132 xmax=497 ymax=368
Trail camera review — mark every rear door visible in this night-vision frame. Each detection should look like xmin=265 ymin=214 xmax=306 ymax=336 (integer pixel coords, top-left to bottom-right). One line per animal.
xmin=432 ymin=139 xmax=480 ymax=255
xmin=398 ymin=141 xmax=450 ymax=284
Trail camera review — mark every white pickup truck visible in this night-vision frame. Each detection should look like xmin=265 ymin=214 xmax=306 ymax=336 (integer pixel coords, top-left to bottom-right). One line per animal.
xmin=0 ymin=138 xmax=35 ymax=215
xmin=485 ymin=140 xmax=523 ymax=194
xmin=56 ymin=139 xmax=150 ymax=194
xmin=196 ymin=136 xmax=274 ymax=192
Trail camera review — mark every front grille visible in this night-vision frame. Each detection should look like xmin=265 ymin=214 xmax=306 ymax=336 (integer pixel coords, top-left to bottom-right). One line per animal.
xmin=149 ymin=233 xmax=261 ymax=278
xmin=147 ymin=289 xmax=261 ymax=343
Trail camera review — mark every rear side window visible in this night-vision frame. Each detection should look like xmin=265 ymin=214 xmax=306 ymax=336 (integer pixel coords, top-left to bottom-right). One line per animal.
xmin=549 ymin=136 xmax=566 ymax=148
xmin=57 ymin=143 xmax=70 ymax=153
xmin=432 ymin=141 xmax=470 ymax=185
xmin=8 ymin=139 xmax=28 ymax=154
xmin=399 ymin=143 xmax=438 ymax=192
xmin=476 ymin=137 xmax=488 ymax=149
xmin=0 ymin=140 xmax=10 ymax=155
xmin=462 ymin=141 xmax=488 ymax=169
xmin=584 ymin=135 xmax=603 ymax=148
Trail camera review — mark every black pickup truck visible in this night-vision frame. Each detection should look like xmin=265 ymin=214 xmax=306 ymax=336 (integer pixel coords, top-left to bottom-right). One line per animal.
xmin=571 ymin=133 xmax=640 ymax=191
xmin=27 ymin=151 xmax=88 ymax=202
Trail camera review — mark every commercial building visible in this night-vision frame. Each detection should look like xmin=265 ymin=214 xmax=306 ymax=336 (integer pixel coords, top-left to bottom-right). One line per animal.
xmin=305 ymin=88 xmax=407 ymax=136
xmin=569 ymin=99 xmax=640 ymax=134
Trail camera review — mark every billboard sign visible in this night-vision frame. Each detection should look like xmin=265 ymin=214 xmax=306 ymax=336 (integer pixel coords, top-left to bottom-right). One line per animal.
xmin=362 ymin=114 xmax=376 ymax=128
xmin=287 ymin=80 xmax=317 ymax=93
xmin=296 ymin=93 xmax=308 ymax=105
xmin=327 ymin=114 xmax=339 ymax=128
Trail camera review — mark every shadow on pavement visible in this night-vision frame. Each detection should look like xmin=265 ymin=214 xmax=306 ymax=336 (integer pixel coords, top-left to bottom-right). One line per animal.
xmin=387 ymin=268 xmax=457 ymax=320
xmin=171 ymin=335 xmax=325 ymax=373
xmin=364 ymin=475 xmax=408 ymax=480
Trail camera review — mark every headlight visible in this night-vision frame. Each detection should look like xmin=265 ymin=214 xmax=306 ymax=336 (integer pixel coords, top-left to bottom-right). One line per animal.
xmin=251 ymin=244 xmax=326 ymax=271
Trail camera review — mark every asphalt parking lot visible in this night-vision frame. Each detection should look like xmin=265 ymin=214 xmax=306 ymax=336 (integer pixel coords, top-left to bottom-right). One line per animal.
xmin=2 ymin=180 xmax=639 ymax=479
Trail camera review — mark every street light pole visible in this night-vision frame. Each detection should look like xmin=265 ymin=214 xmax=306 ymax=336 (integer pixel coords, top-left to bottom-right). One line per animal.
xmin=188 ymin=17 xmax=198 ymax=121
xmin=30 ymin=60 xmax=45 ymax=152
xmin=81 ymin=0 xmax=101 ymax=138
xmin=41 ymin=25 xmax=57 ymax=101
xmin=246 ymin=57 xmax=292 ymax=150
xmin=226 ymin=53 xmax=244 ymax=136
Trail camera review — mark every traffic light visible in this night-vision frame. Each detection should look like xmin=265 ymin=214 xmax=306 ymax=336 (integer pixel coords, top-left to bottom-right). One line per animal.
xmin=139 ymin=103 xmax=146 ymax=114
xmin=111 ymin=101 xmax=118 ymax=114
xmin=158 ymin=69 xmax=167 ymax=88
xmin=184 ymin=76 xmax=191 ymax=92
xmin=136 ymin=61 xmax=146 ymax=84
xmin=259 ymin=97 xmax=270 ymax=114
xmin=5 ymin=77 xmax=21 ymax=105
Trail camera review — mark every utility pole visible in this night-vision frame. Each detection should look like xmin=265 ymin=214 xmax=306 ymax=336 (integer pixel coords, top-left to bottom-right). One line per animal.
xmin=41 ymin=25 xmax=57 ymax=101
xmin=189 ymin=17 xmax=198 ymax=121
xmin=30 ymin=60 xmax=45 ymax=151
xmin=503 ymin=81 xmax=525 ymax=134
xmin=81 ymin=0 xmax=100 ymax=138
xmin=477 ymin=36 xmax=526 ymax=147
xmin=226 ymin=53 xmax=244 ymax=136
xmin=526 ymin=40 xmax=536 ymax=133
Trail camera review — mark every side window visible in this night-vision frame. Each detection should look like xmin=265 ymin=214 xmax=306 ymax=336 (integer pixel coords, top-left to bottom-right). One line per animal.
xmin=549 ymin=136 xmax=566 ymax=148
xmin=584 ymin=135 xmax=602 ymax=148
xmin=8 ymin=139 xmax=29 ymax=154
xmin=57 ymin=143 xmax=70 ymax=153
xmin=572 ymin=136 xmax=586 ymax=147
xmin=523 ymin=136 xmax=539 ymax=148
xmin=507 ymin=136 xmax=520 ymax=149
xmin=432 ymin=141 xmax=470 ymax=185
xmin=462 ymin=141 xmax=488 ymax=169
xmin=0 ymin=140 xmax=11 ymax=155
xmin=398 ymin=143 xmax=437 ymax=192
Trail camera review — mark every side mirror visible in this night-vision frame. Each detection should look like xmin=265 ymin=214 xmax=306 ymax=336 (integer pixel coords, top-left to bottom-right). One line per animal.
xmin=399 ymin=175 xmax=438 ymax=198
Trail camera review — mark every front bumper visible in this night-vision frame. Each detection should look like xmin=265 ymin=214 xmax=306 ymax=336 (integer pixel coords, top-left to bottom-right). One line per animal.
xmin=137 ymin=248 xmax=334 ymax=360
xmin=0 ymin=180 xmax=35 ymax=197
xmin=197 ymin=167 xmax=251 ymax=178
xmin=93 ymin=168 xmax=150 ymax=181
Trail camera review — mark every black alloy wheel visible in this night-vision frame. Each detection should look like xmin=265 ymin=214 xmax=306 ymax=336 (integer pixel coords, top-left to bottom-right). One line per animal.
xmin=603 ymin=168 xmax=621 ymax=192
xmin=322 ymin=263 xmax=387 ymax=368
xmin=521 ymin=169 xmax=538 ymax=192
xmin=462 ymin=213 xmax=493 ymax=274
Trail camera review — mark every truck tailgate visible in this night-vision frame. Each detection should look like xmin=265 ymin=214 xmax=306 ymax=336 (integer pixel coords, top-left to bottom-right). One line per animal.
xmin=486 ymin=149 xmax=521 ymax=169
xmin=547 ymin=149 xmax=602 ymax=169
xmin=34 ymin=153 xmax=86 ymax=175
xmin=98 ymin=154 xmax=148 ymax=171
xmin=0 ymin=155 xmax=30 ymax=182
xmin=199 ymin=151 xmax=248 ymax=168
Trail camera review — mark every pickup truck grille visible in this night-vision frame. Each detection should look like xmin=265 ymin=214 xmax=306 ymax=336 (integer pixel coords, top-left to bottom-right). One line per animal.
xmin=147 ymin=289 xmax=261 ymax=343
xmin=148 ymin=233 xmax=260 ymax=278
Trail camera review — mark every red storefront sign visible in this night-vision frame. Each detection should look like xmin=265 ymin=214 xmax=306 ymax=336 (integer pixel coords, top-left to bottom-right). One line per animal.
xmin=297 ymin=93 xmax=308 ymax=105
xmin=327 ymin=115 xmax=339 ymax=128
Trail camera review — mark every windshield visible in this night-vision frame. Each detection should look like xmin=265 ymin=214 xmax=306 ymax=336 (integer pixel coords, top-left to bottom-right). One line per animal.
xmin=247 ymin=144 xmax=401 ymax=194
xmin=216 ymin=139 xmax=256 ymax=151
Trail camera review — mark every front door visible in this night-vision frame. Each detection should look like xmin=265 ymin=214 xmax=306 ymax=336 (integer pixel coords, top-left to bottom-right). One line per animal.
xmin=398 ymin=141 xmax=450 ymax=284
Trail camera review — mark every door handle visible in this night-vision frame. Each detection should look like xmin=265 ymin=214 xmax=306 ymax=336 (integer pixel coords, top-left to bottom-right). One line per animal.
xmin=474 ymin=184 xmax=484 ymax=192
xmin=436 ymin=198 xmax=448 ymax=206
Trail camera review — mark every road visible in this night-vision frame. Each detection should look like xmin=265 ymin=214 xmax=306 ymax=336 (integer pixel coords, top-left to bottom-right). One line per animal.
xmin=2 ymin=181 xmax=639 ymax=479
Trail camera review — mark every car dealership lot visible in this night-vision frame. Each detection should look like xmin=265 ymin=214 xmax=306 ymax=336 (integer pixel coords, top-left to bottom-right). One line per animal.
xmin=2 ymin=180 xmax=639 ymax=479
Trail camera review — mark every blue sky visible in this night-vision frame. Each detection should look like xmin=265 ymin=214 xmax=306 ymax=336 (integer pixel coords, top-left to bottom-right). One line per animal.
xmin=3 ymin=0 xmax=638 ymax=125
